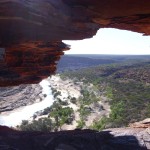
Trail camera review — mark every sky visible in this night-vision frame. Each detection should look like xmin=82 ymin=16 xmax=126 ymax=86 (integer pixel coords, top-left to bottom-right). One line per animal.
xmin=63 ymin=28 xmax=150 ymax=55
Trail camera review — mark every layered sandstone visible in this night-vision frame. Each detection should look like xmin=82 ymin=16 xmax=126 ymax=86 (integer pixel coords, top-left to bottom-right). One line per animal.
xmin=0 ymin=0 xmax=150 ymax=86
xmin=129 ymin=118 xmax=150 ymax=128
xmin=0 ymin=84 xmax=43 ymax=112
xmin=0 ymin=41 xmax=69 ymax=86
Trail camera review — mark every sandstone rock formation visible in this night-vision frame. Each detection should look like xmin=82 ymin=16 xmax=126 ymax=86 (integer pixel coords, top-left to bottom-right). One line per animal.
xmin=0 ymin=0 xmax=150 ymax=86
xmin=0 ymin=42 xmax=69 ymax=86
xmin=129 ymin=118 xmax=150 ymax=128
xmin=0 ymin=1 xmax=150 ymax=149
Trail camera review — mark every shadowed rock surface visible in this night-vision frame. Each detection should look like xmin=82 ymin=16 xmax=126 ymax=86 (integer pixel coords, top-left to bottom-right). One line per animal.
xmin=0 ymin=0 xmax=150 ymax=86
xmin=0 ymin=126 xmax=149 ymax=150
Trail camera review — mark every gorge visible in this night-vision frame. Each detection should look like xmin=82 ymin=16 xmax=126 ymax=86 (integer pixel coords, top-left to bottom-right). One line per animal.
xmin=0 ymin=55 xmax=150 ymax=149
xmin=0 ymin=80 xmax=54 ymax=127
xmin=0 ymin=0 xmax=150 ymax=149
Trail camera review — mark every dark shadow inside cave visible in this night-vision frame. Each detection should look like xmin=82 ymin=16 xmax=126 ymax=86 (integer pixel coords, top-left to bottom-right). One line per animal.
xmin=0 ymin=48 xmax=5 ymax=61
xmin=0 ymin=128 xmax=148 ymax=150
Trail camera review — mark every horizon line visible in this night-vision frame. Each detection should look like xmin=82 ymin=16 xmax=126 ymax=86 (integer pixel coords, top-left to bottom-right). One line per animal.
xmin=64 ymin=53 xmax=150 ymax=55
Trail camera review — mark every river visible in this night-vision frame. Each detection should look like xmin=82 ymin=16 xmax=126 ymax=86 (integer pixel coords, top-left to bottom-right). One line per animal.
xmin=0 ymin=80 xmax=54 ymax=127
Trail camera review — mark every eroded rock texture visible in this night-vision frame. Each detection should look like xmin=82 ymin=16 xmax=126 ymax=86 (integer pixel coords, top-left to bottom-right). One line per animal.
xmin=0 ymin=41 xmax=69 ymax=86
xmin=0 ymin=0 xmax=150 ymax=86
xmin=0 ymin=84 xmax=43 ymax=112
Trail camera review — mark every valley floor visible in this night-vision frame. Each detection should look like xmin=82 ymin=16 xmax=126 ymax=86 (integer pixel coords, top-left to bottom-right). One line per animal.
xmin=23 ymin=75 xmax=111 ymax=131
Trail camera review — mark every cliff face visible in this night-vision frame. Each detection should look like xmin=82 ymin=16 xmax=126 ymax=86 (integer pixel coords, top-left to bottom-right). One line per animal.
xmin=0 ymin=0 xmax=150 ymax=86
xmin=0 ymin=41 xmax=69 ymax=86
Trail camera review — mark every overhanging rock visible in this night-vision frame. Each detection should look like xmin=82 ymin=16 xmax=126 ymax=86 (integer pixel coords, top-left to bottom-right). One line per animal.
xmin=0 ymin=0 xmax=150 ymax=86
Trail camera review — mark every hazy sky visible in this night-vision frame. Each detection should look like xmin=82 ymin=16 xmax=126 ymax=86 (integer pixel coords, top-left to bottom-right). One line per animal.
xmin=64 ymin=28 xmax=150 ymax=55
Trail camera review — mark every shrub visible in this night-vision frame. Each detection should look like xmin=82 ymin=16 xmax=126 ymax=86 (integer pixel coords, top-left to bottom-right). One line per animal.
xmin=90 ymin=117 xmax=108 ymax=131
xmin=76 ymin=119 xmax=85 ymax=129
xmin=49 ymin=106 xmax=74 ymax=130
xmin=70 ymin=97 xmax=77 ymax=104
xmin=18 ymin=118 xmax=54 ymax=132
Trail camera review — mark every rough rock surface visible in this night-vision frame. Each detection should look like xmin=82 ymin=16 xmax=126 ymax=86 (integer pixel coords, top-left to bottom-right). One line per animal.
xmin=0 ymin=0 xmax=150 ymax=86
xmin=129 ymin=118 xmax=150 ymax=128
xmin=0 ymin=84 xmax=43 ymax=112
xmin=0 ymin=42 xmax=69 ymax=86
xmin=0 ymin=126 xmax=149 ymax=150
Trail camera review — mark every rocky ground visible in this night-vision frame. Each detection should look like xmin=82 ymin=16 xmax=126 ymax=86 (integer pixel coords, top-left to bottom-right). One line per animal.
xmin=0 ymin=120 xmax=149 ymax=150
xmin=46 ymin=75 xmax=110 ymax=130
xmin=48 ymin=75 xmax=81 ymax=99
xmin=0 ymin=84 xmax=43 ymax=113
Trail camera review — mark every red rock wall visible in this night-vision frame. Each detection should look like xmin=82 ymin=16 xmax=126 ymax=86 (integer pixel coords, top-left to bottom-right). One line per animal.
xmin=0 ymin=0 xmax=150 ymax=86
xmin=0 ymin=41 xmax=69 ymax=86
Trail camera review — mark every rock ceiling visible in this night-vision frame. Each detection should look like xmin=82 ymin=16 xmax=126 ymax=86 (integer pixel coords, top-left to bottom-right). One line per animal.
xmin=0 ymin=0 xmax=150 ymax=86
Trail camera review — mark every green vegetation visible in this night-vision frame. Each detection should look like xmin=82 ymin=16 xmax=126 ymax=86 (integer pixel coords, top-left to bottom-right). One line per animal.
xmin=75 ymin=87 xmax=101 ymax=129
xmin=18 ymin=118 xmax=54 ymax=132
xmin=60 ymin=61 xmax=150 ymax=130
xmin=90 ymin=117 xmax=109 ymax=131
xmin=18 ymin=96 xmax=74 ymax=131
xmin=78 ymin=105 xmax=91 ymax=120
xmin=70 ymin=97 xmax=77 ymax=104
xmin=108 ymin=80 xmax=150 ymax=127
xmin=49 ymin=105 xmax=73 ymax=130
xmin=18 ymin=60 xmax=150 ymax=132
xmin=105 ymin=86 xmax=113 ymax=99
xmin=77 ymin=119 xmax=85 ymax=129
xmin=79 ymin=89 xmax=99 ymax=106
xmin=51 ymin=87 xmax=62 ymax=98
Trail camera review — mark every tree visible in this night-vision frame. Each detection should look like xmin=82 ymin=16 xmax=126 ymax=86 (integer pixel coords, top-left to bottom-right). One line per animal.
xmin=49 ymin=106 xmax=74 ymax=130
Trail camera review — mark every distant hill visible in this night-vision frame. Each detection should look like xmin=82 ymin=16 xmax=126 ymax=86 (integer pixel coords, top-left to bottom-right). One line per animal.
xmin=60 ymin=60 xmax=150 ymax=128
xmin=57 ymin=54 xmax=150 ymax=72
